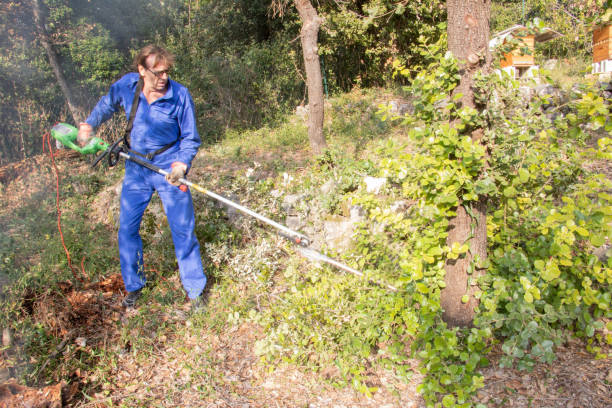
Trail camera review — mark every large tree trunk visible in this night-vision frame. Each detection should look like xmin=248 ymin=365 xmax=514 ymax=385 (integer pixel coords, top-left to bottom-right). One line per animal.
xmin=294 ymin=0 xmax=327 ymax=154
xmin=32 ymin=0 xmax=84 ymax=124
xmin=441 ymin=0 xmax=491 ymax=328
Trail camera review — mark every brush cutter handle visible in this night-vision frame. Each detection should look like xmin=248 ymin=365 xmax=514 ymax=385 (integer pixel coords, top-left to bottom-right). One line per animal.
xmin=91 ymin=138 xmax=124 ymax=168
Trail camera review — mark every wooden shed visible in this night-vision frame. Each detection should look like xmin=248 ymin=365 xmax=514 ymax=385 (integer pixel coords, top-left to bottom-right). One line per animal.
xmin=592 ymin=24 xmax=612 ymax=74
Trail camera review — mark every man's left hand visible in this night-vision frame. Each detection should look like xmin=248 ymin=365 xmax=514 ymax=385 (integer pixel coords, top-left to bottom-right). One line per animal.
xmin=77 ymin=123 xmax=93 ymax=146
xmin=166 ymin=162 xmax=187 ymax=186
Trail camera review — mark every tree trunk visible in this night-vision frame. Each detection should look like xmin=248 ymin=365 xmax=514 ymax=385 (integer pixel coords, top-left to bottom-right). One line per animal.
xmin=294 ymin=0 xmax=327 ymax=154
xmin=32 ymin=0 xmax=84 ymax=124
xmin=441 ymin=0 xmax=491 ymax=328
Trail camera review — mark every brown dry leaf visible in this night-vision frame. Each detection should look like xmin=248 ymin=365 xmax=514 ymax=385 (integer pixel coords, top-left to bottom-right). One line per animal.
xmin=505 ymin=379 xmax=522 ymax=390
xmin=0 ymin=381 xmax=62 ymax=408
xmin=537 ymin=378 xmax=546 ymax=394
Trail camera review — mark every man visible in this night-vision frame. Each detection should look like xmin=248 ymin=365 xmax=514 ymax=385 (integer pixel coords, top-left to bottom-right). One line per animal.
xmin=78 ymin=45 xmax=207 ymax=310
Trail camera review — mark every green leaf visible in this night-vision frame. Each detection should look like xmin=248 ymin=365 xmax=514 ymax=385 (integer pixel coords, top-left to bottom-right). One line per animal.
xmin=590 ymin=234 xmax=606 ymax=247
xmin=474 ymin=177 xmax=497 ymax=195
xmin=416 ymin=283 xmax=429 ymax=294
xmin=442 ymin=394 xmax=456 ymax=408
xmin=586 ymin=325 xmax=595 ymax=337
xmin=575 ymin=227 xmax=589 ymax=237
xmin=518 ymin=168 xmax=530 ymax=183
xmin=451 ymin=242 xmax=469 ymax=254
xmin=504 ymin=186 xmax=516 ymax=198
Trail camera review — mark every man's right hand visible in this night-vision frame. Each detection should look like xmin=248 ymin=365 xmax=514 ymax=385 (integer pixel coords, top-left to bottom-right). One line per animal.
xmin=77 ymin=123 xmax=93 ymax=146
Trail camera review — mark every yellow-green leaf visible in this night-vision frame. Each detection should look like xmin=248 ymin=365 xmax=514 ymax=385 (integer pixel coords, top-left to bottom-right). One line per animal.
xmin=503 ymin=186 xmax=517 ymax=198
xmin=575 ymin=227 xmax=589 ymax=237
xmin=541 ymin=260 xmax=561 ymax=282
xmin=590 ymin=234 xmax=606 ymax=247
xmin=416 ymin=283 xmax=429 ymax=293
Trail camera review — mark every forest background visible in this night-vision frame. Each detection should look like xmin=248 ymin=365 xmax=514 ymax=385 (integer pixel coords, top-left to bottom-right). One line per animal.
xmin=0 ymin=0 xmax=606 ymax=164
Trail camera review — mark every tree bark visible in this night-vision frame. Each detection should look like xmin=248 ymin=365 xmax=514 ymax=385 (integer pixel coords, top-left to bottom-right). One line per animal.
xmin=294 ymin=0 xmax=327 ymax=154
xmin=32 ymin=0 xmax=84 ymax=124
xmin=441 ymin=0 xmax=491 ymax=328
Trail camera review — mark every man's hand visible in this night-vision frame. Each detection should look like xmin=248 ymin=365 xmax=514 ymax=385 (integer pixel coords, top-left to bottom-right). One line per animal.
xmin=77 ymin=123 xmax=93 ymax=146
xmin=166 ymin=162 xmax=187 ymax=186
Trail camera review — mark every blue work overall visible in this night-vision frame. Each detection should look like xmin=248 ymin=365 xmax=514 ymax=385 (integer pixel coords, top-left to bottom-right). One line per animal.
xmin=85 ymin=73 xmax=206 ymax=299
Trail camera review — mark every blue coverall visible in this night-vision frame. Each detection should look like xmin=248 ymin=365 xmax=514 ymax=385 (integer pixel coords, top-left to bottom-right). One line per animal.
xmin=85 ymin=72 xmax=206 ymax=299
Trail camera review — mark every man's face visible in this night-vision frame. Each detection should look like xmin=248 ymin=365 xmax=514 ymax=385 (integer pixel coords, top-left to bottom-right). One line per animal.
xmin=140 ymin=54 xmax=170 ymax=92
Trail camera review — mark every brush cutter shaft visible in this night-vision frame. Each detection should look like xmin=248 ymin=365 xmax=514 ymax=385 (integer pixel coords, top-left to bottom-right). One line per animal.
xmin=298 ymin=248 xmax=398 ymax=292
xmin=118 ymin=152 xmax=310 ymax=246
xmin=117 ymin=151 xmax=397 ymax=292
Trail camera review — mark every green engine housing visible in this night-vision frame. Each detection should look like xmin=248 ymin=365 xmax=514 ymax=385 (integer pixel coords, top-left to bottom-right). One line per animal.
xmin=51 ymin=123 xmax=109 ymax=155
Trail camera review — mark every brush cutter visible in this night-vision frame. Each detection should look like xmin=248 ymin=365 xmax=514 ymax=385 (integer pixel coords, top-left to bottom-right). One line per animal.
xmin=51 ymin=122 xmax=109 ymax=155
xmin=51 ymin=123 xmax=397 ymax=292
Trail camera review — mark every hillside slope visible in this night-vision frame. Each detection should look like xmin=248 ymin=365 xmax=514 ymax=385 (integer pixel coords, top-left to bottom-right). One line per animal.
xmin=0 ymin=88 xmax=610 ymax=407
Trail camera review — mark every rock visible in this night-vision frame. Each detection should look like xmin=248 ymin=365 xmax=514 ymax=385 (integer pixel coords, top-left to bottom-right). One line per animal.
xmin=390 ymin=200 xmax=410 ymax=213
xmin=285 ymin=215 xmax=302 ymax=231
xmin=320 ymin=179 xmax=336 ymax=195
xmin=534 ymin=83 xmax=557 ymax=98
xmin=534 ymin=84 xmax=564 ymax=111
xmin=593 ymin=243 xmax=611 ymax=264
xmin=349 ymin=205 xmax=365 ymax=221
xmin=324 ymin=215 xmax=355 ymax=252
xmin=388 ymin=99 xmax=413 ymax=116
xmin=281 ymin=194 xmax=304 ymax=215
xmin=518 ymin=86 xmax=534 ymax=104
xmin=364 ymin=176 xmax=386 ymax=194
xmin=433 ymin=97 xmax=450 ymax=111
xmin=322 ymin=205 xmax=365 ymax=251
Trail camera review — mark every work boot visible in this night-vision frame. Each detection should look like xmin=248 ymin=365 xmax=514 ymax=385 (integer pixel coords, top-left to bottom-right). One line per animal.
xmin=122 ymin=288 xmax=143 ymax=308
xmin=190 ymin=291 xmax=209 ymax=313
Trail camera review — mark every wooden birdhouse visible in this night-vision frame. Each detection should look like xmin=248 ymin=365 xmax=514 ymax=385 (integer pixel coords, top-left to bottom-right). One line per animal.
xmin=592 ymin=24 xmax=612 ymax=74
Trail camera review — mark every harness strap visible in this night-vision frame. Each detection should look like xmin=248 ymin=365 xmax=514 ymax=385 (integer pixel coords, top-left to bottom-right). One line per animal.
xmin=123 ymin=77 xmax=143 ymax=149
xmin=123 ymin=77 xmax=178 ymax=161
xmin=128 ymin=140 xmax=177 ymax=161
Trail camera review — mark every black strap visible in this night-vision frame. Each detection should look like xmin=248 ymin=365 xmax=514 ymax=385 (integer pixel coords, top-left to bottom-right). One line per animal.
xmin=123 ymin=77 xmax=144 ymax=149
xmin=128 ymin=140 xmax=177 ymax=161
xmin=122 ymin=77 xmax=177 ymax=161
